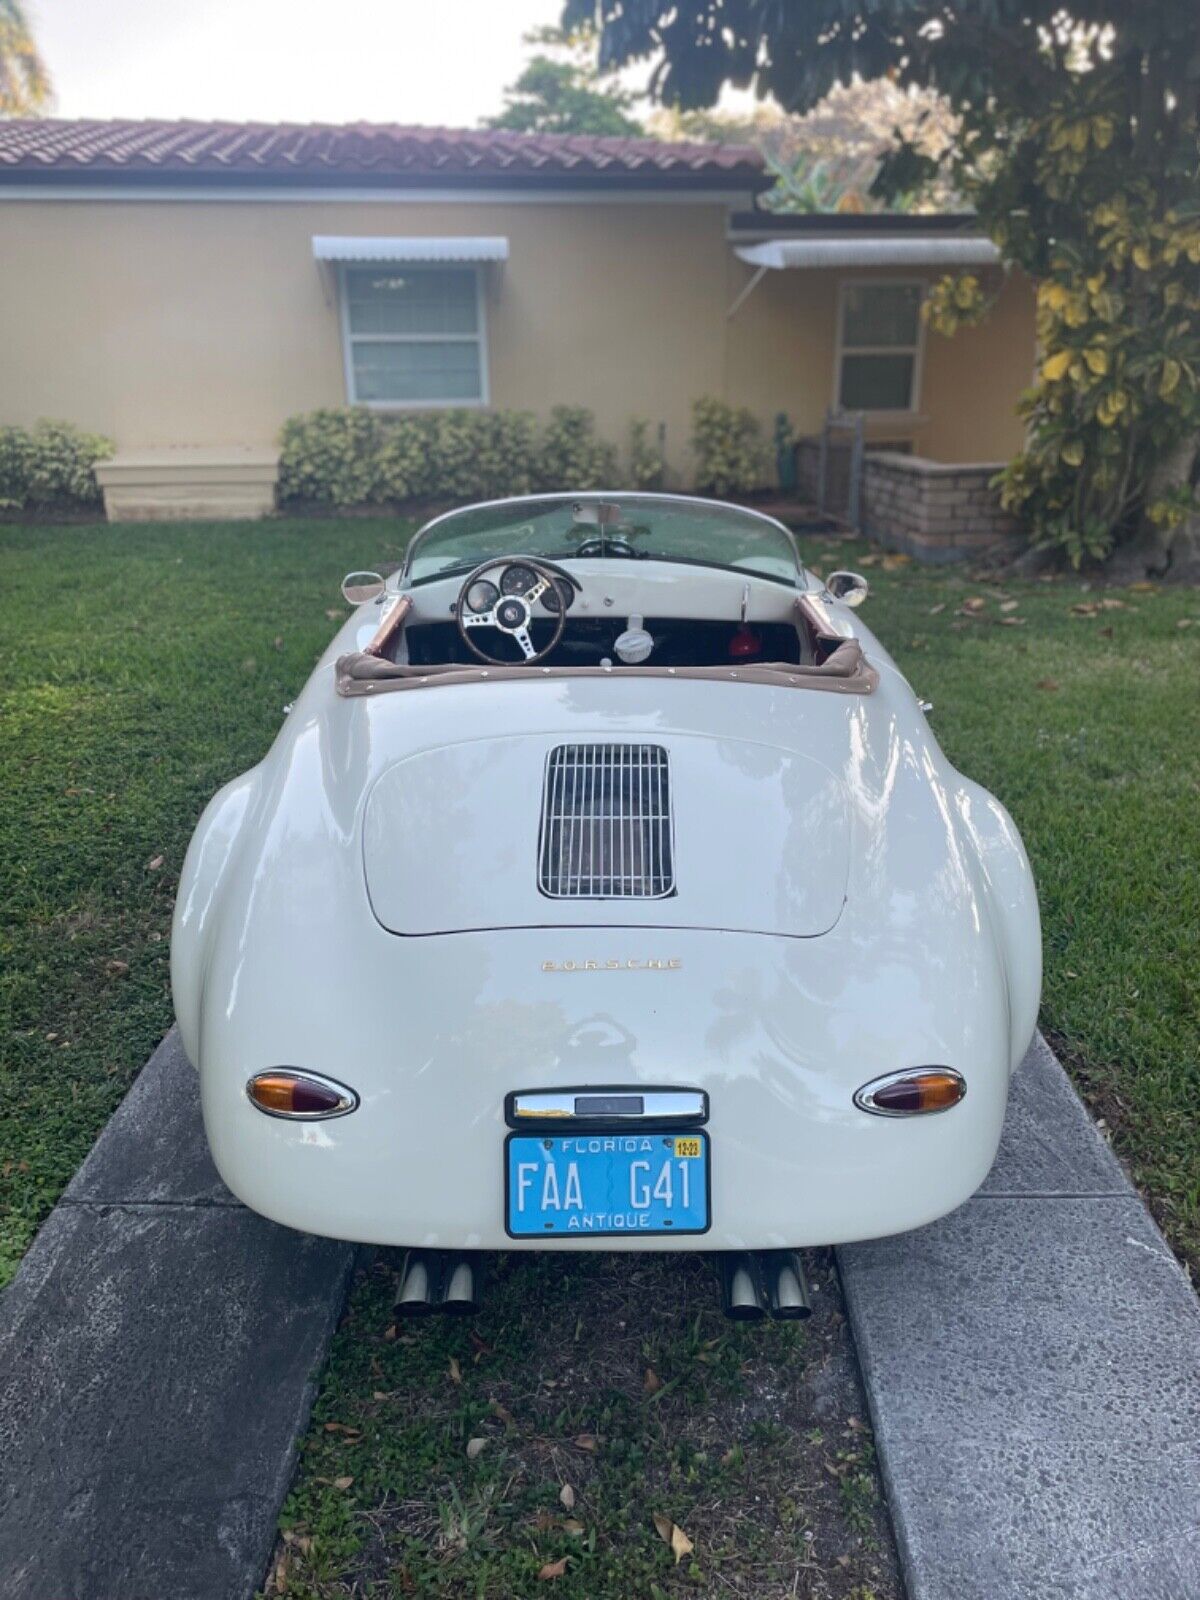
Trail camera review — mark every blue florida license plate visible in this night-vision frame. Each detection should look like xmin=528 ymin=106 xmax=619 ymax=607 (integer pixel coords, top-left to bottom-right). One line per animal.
xmin=505 ymin=1130 xmax=710 ymax=1238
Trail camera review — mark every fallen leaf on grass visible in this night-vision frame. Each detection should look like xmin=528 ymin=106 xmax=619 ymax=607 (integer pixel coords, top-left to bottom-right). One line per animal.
xmin=962 ymin=596 xmax=987 ymax=613
xmin=856 ymin=553 xmax=880 ymax=567
xmin=490 ymin=1399 xmax=516 ymax=1427
xmin=999 ymin=599 xmax=1020 ymax=613
xmin=563 ymin=1519 xmax=585 ymax=1537
xmin=448 ymin=1357 xmax=462 ymax=1384
xmin=466 ymin=1437 xmax=488 ymax=1461
xmin=928 ymin=602 xmax=947 ymax=615
xmin=1177 ymin=618 xmax=1195 ymax=629
xmin=1129 ymin=581 xmax=1157 ymax=593
xmin=559 ymin=1483 xmax=576 ymax=1511
xmin=997 ymin=616 xmax=1027 ymax=627
xmin=325 ymin=607 xmax=342 ymax=620
xmin=105 ymin=959 xmax=129 ymax=977
xmin=333 ymin=1475 xmax=354 ymax=1491
xmin=470 ymin=1330 xmax=493 ymax=1357
xmin=272 ymin=635 xmax=284 ymax=651
xmin=323 ymin=1422 xmax=360 ymax=1436
xmin=1036 ymin=678 xmax=1060 ymax=692
xmin=881 ymin=552 xmax=912 ymax=570
xmin=538 ymin=1557 xmax=569 ymax=1581
xmin=653 ymin=1512 xmax=695 ymax=1564
xmin=146 ymin=855 xmax=164 ymax=871
xmin=643 ymin=1367 xmax=662 ymax=1395
xmin=573 ymin=1434 xmax=597 ymax=1451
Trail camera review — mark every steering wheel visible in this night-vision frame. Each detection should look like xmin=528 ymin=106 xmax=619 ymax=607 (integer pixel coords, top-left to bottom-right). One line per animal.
xmin=455 ymin=556 xmax=569 ymax=665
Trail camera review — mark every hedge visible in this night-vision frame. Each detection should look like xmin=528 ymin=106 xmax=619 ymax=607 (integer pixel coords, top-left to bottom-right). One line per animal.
xmin=0 ymin=420 xmax=113 ymax=512
xmin=278 ymin=400 xmax=762 ymax=507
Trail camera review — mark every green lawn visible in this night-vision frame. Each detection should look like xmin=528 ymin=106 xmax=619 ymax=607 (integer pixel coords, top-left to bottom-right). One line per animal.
xmin=2 ymin=515 xmax=1197 ymax=1595
xmin=0 ymin=517 xmax=412 ymax=1285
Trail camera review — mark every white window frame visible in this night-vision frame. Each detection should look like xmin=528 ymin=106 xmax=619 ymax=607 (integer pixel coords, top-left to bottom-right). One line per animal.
xmin=337 ymin=262 xmax=490 ymax=410
xmin=833 ymin=278 xmax=926 ymax=417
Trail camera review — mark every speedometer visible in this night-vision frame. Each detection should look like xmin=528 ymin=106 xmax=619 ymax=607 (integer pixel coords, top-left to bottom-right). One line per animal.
xmin=540 ymin=579 xmax=574 ymax=615
xmin=499 ymin=564 xmax=537 ymax=597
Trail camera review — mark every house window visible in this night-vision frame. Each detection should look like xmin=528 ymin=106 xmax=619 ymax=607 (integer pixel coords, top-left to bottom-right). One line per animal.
xmin=836 ymin=282 xmax=923 ymax=413
xmin=341 ymin=265 xmax=487 ymax=406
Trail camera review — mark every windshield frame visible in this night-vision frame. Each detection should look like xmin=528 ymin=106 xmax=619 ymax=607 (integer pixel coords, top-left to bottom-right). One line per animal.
xmin=400 ymin=492 xmax=808 ymax=589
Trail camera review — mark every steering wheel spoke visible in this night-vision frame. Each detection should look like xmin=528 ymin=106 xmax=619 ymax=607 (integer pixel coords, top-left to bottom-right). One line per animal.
xmin=455 ymin=556 xmax=570 ymax=667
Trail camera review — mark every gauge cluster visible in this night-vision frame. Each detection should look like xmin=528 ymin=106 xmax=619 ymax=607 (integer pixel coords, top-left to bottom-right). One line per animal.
xmin=465 ymin=564 xmax=574 ymax=615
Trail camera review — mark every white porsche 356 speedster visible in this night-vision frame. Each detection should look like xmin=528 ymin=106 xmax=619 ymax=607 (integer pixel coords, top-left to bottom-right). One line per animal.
xmin=172 ymin=493 xmax=1039 ymax=1319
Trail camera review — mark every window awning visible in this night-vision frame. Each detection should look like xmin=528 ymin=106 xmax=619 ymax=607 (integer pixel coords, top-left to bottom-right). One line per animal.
xmin=311 ymin=235 xmax=509 ymax=264
xmin=734 ymin=236 xmax=1000 ymax=271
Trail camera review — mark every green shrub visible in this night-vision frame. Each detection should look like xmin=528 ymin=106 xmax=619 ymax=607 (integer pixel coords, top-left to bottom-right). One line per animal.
xmin=535 ymin=405 xmax=619 ymax=490
xmin=690 ymin=397 xmax=768 ymax=497
xmin=279 ymin=404 xmax=625 ymax=506
xmin=0 ymin=419 xmax=113 ymax=511
xmin=628 ymin=417 xmax=666 ymax=491
xmin=277 ymin=407 xmax=383 ymax=506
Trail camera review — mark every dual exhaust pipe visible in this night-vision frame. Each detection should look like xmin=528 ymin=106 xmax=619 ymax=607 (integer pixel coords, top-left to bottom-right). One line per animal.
xmin=718 ymin=1250 xmax=813 ymax=1321
xmin=395 ymin=1249 xmax=481 ymax=1317
xmin=395 ymin=1246 xmax=812 ymax=1323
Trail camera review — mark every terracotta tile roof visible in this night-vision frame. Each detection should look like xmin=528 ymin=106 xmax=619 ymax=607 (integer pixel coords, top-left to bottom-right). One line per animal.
xmin=0 ymin=119 xmax=765 ymax=189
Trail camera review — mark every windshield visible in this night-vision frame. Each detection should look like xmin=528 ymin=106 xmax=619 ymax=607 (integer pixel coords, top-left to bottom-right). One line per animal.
xmin=404 ymin=494 xmax=803 ymax=587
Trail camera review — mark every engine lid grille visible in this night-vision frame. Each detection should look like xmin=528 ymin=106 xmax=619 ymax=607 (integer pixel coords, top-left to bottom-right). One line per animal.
xmin=538 ymin=743 xmax=674 ymax=899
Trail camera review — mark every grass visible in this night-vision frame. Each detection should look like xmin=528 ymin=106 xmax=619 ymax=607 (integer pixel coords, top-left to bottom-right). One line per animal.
xmin=0 ymin=516 xmax=412 ymax=1286
xmin=264 ymin=1249 xmax=898 ymax=1599
xmin=1 ymin=513 xmax=1197 ymax=1593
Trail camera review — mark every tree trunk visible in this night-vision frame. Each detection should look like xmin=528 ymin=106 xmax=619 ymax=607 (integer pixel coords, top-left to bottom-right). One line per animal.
xmin=1107 ymin=437 xmax=1200 ymax=582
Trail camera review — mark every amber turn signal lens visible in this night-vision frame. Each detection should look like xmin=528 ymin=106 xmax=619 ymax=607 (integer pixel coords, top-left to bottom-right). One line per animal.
xmin=246 ymin=1071 xmax=357 ymax=1119
xmin=854 ymin=1068 xmax=966 ymax=1117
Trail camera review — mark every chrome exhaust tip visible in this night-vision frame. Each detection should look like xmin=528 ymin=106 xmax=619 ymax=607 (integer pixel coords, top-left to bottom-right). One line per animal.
xmin=763 ymin=1249 xmax=813 ymax=1321
xmin=718 ymin=1252 xmax=768 ymax=1321
xmin=394 ymin=1249 xmax=439 ymax=1316
xmin=438 ymin=1253 xmax=480 ymax=1316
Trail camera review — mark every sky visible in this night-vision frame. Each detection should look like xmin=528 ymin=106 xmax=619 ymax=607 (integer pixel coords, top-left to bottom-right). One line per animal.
xmin=29 ymin=0 xmax=659 ymax=127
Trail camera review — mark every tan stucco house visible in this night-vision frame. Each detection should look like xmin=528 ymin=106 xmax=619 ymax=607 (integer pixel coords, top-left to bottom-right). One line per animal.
xmin=0 ymin=119 xmax=1033 ymax=539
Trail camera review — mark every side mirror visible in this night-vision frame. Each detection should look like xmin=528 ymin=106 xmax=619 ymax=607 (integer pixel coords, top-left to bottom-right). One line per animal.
xmin=341 ymin=571 xmax=385 ymax=605
xmin=826 ymin=570 xmax=870 ymax=609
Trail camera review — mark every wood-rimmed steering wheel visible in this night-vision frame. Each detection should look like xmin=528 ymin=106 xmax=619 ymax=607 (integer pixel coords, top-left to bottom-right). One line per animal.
xmin=454 ymin=556 xmax=568 ymax=665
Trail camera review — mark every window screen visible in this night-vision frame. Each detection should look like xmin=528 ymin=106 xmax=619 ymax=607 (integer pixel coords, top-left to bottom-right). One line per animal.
xmin=838 ymin=283 xmax=922 ymax=413
xmin=343 ymin=266 xmax=485 ymax=404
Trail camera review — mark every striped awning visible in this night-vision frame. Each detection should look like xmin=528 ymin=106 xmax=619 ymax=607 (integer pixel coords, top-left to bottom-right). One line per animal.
xmin=735 ymin=236 xmax=1000 ymax=270
xmin=311 ymin=235 xmax=509 ymax=264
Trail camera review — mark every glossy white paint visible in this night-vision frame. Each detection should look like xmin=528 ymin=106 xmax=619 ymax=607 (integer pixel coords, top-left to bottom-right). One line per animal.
xmin=171 ymin=509 xmax=1041 ymax=1251
xmin=363 ymin=734 xmax=849 ymax=937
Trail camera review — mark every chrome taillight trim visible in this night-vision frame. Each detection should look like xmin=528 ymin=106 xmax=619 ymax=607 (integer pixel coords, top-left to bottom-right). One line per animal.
xmin=245 ymin=1069 xmax=360 ymax=1121
xmin=537 ymin=742 xmax=675 ymax=899
xmin=853 ymin=1067 xmax=967 ymax=1118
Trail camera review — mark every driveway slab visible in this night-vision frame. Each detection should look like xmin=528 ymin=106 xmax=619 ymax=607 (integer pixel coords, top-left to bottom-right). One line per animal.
xmin=0 ymin=1030 xmax=355 ymax=1600
xmin=838 ymin=1037 xmax=1200 ymax=1600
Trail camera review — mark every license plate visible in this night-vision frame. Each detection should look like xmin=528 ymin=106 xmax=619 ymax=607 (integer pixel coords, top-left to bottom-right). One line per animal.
xmin=506 ymin=1130 xmax=710 ymax=1238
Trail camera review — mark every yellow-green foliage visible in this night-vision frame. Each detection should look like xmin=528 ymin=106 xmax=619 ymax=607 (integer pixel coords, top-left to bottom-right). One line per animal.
xmin=690 ymin=397 xmax=768 ymax=497
xmin=535 ymin=405 xmax=618 ymax=488
xmin=628 ymin=417 xmax=666 ymax=490
xmin=0 ymin=420 xmax=113 ymax=511
xmin=278 ymin=405 xmax=618 ymax=506
xmin=923 ymin=91 xmax=1200 ymax=566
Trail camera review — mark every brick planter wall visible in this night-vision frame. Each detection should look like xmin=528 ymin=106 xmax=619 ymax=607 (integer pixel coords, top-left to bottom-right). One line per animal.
xmin=795 ymin=438 xmax=1023 ymax=563
xmin=862 ymin=452 xmax=1020 ymax=563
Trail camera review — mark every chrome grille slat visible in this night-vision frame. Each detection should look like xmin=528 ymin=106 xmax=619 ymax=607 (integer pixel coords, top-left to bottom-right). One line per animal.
xmin=538 ymin=743 xmax=674 ymax=899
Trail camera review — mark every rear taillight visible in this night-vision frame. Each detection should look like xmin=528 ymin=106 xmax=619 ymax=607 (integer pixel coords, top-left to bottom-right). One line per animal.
xmin=854 ymin=1068 xmax=966 ymax=1117
xmin=246 ymin=1070 xmax=358 ymax=1119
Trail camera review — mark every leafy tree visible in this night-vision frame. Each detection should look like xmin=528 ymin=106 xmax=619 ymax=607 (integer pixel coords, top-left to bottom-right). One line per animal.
xmin=567 ymin=0 xmax=1200 ymax=575
xmin=485 ymin=24 xmax=643 ymax=138
xmin=653 ymin=81 xmax=960 ymax=213
xmin=0 ymin=0 xmax=50 ymax=116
